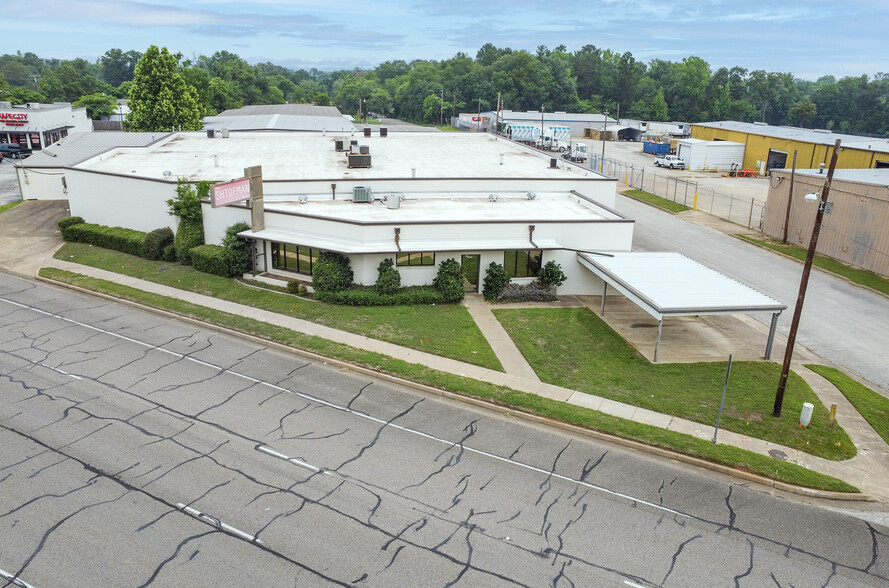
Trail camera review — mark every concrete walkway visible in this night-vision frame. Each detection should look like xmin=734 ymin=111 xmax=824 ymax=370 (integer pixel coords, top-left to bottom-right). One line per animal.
xmin=39 ymin=257 xmax=889 ymax=502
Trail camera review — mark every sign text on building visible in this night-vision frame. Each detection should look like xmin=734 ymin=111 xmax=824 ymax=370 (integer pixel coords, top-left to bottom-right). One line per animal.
xmin=0 ymin=112 xmax=28 ymax=127
xmin=211 ymin=177 xmax=251 ymax=207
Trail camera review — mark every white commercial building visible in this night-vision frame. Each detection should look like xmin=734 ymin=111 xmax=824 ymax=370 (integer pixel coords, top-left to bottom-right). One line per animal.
xmin=0 ymin=101 xmax=92 ymax=151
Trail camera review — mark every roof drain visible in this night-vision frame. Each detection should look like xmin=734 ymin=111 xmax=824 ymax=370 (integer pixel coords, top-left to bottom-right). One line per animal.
xmin=529 ymin=224 xmax=537 ymax=248
xmin=394 ymin=227 xmax=401 ymax=251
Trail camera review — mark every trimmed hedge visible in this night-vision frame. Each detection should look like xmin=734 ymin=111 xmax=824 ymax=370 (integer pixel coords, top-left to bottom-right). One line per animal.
xmin=57 ymin=216 xmax=85 ymax=239
xmin=496 ymin=281 xmax=558 ymax=303
xmin=63 ymin=222 xmax=147 ymax=257
xmin=312 ymin=251 xmax=353 ymax=292
xmin=190 ymin=244 xmax=233 ymax=277
xmin=316 ymin=285 xmax=450 ymax=306
xmin=175 ymin=218 xmax=204 ymax=265
xmin=145 ymin=227 xmax=174 ymax=261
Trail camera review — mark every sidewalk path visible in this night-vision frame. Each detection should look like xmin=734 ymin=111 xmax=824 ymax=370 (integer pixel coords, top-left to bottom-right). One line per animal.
xmin=40 ymin=258 xmax=889 ymax=501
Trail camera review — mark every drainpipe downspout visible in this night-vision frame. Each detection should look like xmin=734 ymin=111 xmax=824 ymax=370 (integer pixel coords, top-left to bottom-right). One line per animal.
xmin=394 ymin=227 xmax=401 ymax=252
xmin=529 ymin=224 xmax=537 ymax=248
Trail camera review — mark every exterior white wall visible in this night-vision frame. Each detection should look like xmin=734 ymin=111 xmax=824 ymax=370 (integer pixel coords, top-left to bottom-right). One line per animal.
xmin=201 ymin=201 xmax=252 ymax=245
xmin=64 ymin=171 xmax=178 ymax=232
xmin=677 ymin=139 xmax=746 ymax=172
xmin=17 ymin=167 xmax=68 ymax=200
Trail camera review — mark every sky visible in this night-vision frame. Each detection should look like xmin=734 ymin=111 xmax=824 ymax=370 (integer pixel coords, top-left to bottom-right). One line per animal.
xmin=11 ymin=0 xmax=888 ymax=81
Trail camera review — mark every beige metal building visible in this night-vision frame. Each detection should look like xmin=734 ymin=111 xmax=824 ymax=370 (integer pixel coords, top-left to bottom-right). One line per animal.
xmin=763 ymin=168 xmax=889 ymax=276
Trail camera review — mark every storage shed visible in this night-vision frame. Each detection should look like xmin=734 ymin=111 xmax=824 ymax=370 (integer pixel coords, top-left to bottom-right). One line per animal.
xmin=676 ymin=138 xmax=746 ymax=172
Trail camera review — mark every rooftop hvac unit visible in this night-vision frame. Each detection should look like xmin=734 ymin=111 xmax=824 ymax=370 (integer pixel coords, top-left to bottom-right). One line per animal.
xmin=386 ymin=193 xmax=402 ymax=209
xmin=348 ymin=154 xmax=372 ymax=168
xmin=353 ymin=186 xmax=372 ymax=203
xmin=359 ymin=145 xmax=370 ymax=155
xmin=364 ymin=127 xmax=371 ymax=137
xmin=380 ymin=127 xmax=388 ymax=137
xmin=334 ymin=139 xmax=344 ymax=151
xmin=221 ymin=129 xmax=229 ymax=138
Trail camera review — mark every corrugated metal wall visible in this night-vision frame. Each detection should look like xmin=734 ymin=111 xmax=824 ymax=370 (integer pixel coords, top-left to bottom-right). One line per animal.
xmin=763 ymin=170 xmax=889 ymax=276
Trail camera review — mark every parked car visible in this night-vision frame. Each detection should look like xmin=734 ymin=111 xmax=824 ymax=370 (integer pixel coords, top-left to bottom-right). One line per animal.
xmin=654 ymin=154 xmax=686 ymax=169
xmin=0 ymin=143 xmax=32 ymax=159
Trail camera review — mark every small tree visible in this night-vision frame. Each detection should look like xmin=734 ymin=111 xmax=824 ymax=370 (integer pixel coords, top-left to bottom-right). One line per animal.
xmin=537 ymin=261 xmax=566 ymax=289
xmin=128 ymin=45 xmax=204 ymax=132
xmin=482 ymin=262 xmax=511 ymax=301
xmin=222 ymin=221 xmax=252 ymax=276
xmin=167 ymin=178 xmax=206 ymax=264
xmin=312 ymin=252 xmax=353 ymax=292
xmin=432 ymin=258 xmax=465 ymax=302
xmin=375 ymin=258 xmax=401 ymax=294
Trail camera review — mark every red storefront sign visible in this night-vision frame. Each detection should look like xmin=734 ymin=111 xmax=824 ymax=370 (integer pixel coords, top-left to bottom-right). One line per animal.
xmin=0 ymin=112 xmax=28 ymax=127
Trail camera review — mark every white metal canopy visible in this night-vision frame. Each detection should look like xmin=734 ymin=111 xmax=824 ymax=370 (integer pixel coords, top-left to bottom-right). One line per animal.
xmin=577 ymin=251 xmax=786 ymax=361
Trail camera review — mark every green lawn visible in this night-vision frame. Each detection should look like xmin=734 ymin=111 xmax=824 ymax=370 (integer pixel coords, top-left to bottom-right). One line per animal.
xmin=0 ymin=201 xmax=22 ymax=214
xmin=54 ymin=243 xmax=502 ymax=371
xmin=807 ymin=365 xmax=889 ymax=445
xmin=494 ymin=307 xmax=855 ymax=461
xmin=623 ymin=189 xmax=691 ymax=213
xmin=738 ymin=235 xmax=889 ymax=296
xmin=37 ymin=267 xmax=858 ymax=493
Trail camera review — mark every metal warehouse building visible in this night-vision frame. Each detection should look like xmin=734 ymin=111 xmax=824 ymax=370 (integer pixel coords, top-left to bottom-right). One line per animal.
xmin=692 ymin=121 xmax=889 ymax=172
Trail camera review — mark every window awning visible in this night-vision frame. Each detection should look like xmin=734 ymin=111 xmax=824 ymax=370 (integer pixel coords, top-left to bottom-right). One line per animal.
xmin=578 ymin=251 xmax=786 ymax=361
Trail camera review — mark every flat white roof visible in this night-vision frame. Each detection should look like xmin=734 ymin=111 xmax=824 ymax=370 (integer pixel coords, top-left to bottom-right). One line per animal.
xmin=80 ymin=131 xmax=607 ymax=183
xmin=578 ymin=252 xmax=786 ymax=320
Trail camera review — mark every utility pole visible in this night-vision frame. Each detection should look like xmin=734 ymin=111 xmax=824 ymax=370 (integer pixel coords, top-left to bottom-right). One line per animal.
xmin=601 ymin=110 xmax=610 ymax=168
xmin=496 ymin=92 xmax=501 ymax=135
xmin=540 ymin=104 xmax=545 ymax=147
xmin=477 ymin=98 xmax=482 ymax=131
xmin=440 ymin=89 xmax=444 ymax=126
xmin=773 ymin=139 xmax=841 ymax=417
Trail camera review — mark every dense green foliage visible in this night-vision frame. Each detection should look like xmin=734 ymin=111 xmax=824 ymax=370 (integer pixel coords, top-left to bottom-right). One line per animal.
xmin=222 ymin=222 xmax=252 ymax=276
xmin=57 ymin=216 xmax=85 ymax=239
xmin=190 ymin=244 xmax=232 ymax=277
xmin=375 ymin=258 xmax=401 ymax=294
xmin=317 ymin=285 xmax=452 ymax=306
xmin=127 ymin=46 xmax=204 ymax=131
xmin=62 ymin=222 xmax=148 ymax=257
xmin=174 ymin=220 xmax=204 ymax=265
xmin=496 ymin=282 xmax=558 ymax=302
xmin=144 ymin=227 xmax=174 ymax=261
xmin=433 ymin=258 xmax=465 ymax=302
xmin=537 ymin=261 xmax=566 ymax=288
xmin=167 ymin=179 xmax=208 ymax=264
xmin=312 ymin=252 xmax=354 ymax=292
xmin=482 ymin=262 xmax=510 ymax=301
xmin=3 ymin=44 xmax=887 ymax=134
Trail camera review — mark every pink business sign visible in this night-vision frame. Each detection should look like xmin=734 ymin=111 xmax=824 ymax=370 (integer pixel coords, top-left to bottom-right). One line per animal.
xmin=211 ymin=177 xmax=251 ymax=207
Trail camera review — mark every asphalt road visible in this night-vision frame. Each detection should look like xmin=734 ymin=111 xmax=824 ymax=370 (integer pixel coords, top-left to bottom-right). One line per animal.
xmin=2 ymin=273 xmax=887 ymax=587
xmin=617 ymin=194 xmax=889 ymax=395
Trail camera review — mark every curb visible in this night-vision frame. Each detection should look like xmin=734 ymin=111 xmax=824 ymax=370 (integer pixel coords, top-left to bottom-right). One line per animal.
xmin=34 ymin=272 xmax=873 ymax=503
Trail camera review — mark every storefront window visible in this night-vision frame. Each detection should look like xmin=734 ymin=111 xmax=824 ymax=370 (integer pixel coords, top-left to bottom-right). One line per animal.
xmin=271 ymin=242 xmax=322 ymax=275
xmin=504 ymin=249 xmax=542 ymax=278
xmin=30 ymin=133 xmax=41 ymax=150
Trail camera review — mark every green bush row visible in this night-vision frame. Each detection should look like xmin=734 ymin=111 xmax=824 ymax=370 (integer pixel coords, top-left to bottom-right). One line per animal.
xmin=315 ymin=285 xmax=451 ymax=306
xmin=190 ymin=244 xmax=233 ymax=277
xmin=58 ymin=216 xmax=175 ymax=261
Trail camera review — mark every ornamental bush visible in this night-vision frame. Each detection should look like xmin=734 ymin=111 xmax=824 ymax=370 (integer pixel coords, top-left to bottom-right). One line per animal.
xmin=497 ymin=282 xmax=558 ymax=303
xmin=432 ymin=258 xmax=465 ymax=302
xmin=222 ymin=222 xmax=251 ymax=276
xmin=174 ymin=219 xmax=204 ymax=265
xmin=482 ymin=262 xmax=510 ymax=301
xmin=57 ymin=216 xmax=85 ymax=239
xmin=316 ymin=285 xmax=447 ymax=306
xmin=190 ymin=244 xmax=230 ymax=277
xmin=63 ymin=222 xmax=147 ymax=257
xmin=538 ymin=260 xmax=567 ymax=289
xmin=375 ymin=258 xmax=401 ymax=294
xmin=144 ymin=227 xmax=174 ymax=260
xmin=312 ymin=251 xmax=353 ymax=292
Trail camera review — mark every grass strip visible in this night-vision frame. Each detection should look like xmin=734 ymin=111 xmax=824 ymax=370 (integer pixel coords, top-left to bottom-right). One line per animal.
xmin=623 ymin=189 xmax=691 ymax=213
xmin=495 ymin=307 xmax=855 ymax=461
xmin=738 ymin=235 xmax=889 ymax=297
xmin=0 ymin=201 xmax=22 ymax=214
xmin=806 ymin=365 xmax=889 ymax=445
xmin=53 ymin=242 xmax=501 ymax=371
xmin=38 ymin=267 xmax=858 ymax=493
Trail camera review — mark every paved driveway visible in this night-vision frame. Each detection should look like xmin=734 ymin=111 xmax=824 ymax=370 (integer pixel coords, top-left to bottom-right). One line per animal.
xmin=0 ymin=199 xmax=68 ymax=275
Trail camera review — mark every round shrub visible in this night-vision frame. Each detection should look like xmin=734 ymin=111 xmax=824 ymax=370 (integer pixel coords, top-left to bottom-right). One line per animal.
xmin=162 ymin=244 xmax=177 ymax=262
xmin=144 ymin=227 xmax=174 ymax=260
xmin=375 ymin=258 xmax=401 ymax=294
xmin=482 ymin=262 xmax=510 ymax=301
xmin=57 ymin=216 xmax=84 ymax=239
xmin=432 ymin=258 xmax=465 ymax=302
xmin=222 ymin=222 xmax=252 ymax=276
xmin=538 ymin=260 xmax=566 ymax=289
xmin=312 ymin=251 xmax=353 ymax=292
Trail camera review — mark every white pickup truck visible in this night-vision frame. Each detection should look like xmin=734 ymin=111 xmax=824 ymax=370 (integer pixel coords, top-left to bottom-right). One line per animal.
xmin=654 ymin=154 xmax=686 ymax=169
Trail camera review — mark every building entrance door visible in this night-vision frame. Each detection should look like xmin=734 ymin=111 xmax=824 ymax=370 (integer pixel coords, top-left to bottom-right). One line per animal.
xmin=461 ymin=254 xmax=480 ymax=293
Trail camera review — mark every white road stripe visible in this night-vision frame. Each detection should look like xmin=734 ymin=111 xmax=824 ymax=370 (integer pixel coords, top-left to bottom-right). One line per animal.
xmin=3 ymin=295 xmax=690 ymax=520
xmin=0 ymin=568 xmax=36 ymax=588
xmin=176 ymin=503 xmax=263 ymax=544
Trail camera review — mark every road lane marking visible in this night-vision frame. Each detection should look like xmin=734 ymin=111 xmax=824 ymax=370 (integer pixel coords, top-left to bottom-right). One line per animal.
xmin=0 ymin=568 xmax=35 ymax=588
xmin=3 ymin=296 xmax=690 ymax=520
xmin=176 ymin=503 xmax=263 ymax=544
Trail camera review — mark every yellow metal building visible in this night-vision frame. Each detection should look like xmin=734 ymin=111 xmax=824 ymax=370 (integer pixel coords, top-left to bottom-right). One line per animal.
xmin=692 ymin=121 xmax=889 ymax=172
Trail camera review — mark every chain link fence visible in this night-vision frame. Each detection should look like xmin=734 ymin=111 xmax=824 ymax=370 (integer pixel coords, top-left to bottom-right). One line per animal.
xmin=588 ymin=154 xmax=765 ymax=229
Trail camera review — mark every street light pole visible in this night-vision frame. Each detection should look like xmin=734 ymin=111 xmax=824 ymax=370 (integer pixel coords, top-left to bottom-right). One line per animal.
xmin=601 ymin=110 xmax=610 ymax=171
xmin=773 ymin=138 xmax=841 ymax=417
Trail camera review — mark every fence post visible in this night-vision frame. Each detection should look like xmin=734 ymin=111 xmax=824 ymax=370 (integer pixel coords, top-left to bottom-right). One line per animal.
xmin=641 ymin=168 xmax=644 ymax=191
xmin=748 ymin=197 xmax=755 ymax=228
xmin=684 ymin=181 xmax=689 ymax=206
xmin=710 ymin=188 xmax=715 ymax=213
xmin=728 ymin=195 xmax=734 ymax=221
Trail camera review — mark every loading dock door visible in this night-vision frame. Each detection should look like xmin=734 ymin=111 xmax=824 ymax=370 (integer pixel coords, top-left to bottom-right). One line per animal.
xmin=767 ymin=149 xmax=788 ymax=170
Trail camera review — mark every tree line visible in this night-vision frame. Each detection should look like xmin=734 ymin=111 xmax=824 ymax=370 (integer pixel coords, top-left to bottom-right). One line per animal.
xmin=1 ymin=44 xmax=887 ymax=135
